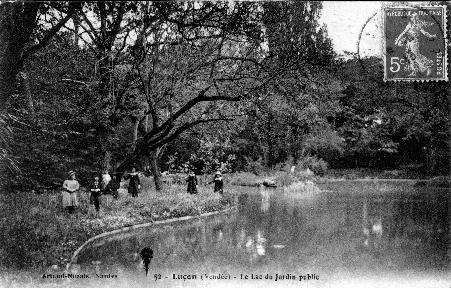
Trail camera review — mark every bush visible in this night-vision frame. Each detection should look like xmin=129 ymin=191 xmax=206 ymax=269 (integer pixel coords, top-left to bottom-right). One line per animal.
xmin=344 ymin=173 xmax=358 ymax=180
xmin=283 ymin=181 xmax=322 ymax=197
xmin=297 ymin=156 xmax=328 ymax=176
xmin=244 ymin=158 xmax=266 ymax=176
xmin=227 ymin=172 xmax=261 ymax=186
xmin=273 ymin=171 xmax=297 ymax=187
xmin=427 ymin=176 xmax=450 ymax=188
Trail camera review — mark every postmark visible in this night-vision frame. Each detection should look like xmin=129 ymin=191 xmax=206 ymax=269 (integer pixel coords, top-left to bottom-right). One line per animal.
xmin=383 ymin=5 xmax=448 ymax=81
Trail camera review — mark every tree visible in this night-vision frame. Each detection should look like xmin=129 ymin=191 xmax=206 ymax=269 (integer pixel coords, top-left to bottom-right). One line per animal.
xmin=66 ymin=1 xmax=280 ymax=186
xmin=3 ymin=1 xmax=275 ymax=190
xmin=231 ymin=1 xmax=341 ymax=169
xmin=115 ymin=1 xmax=277 ymax=189
xmin=6 ymin=32 xmax=102 ymax=189
xmin=337 ymin=57 xmax=450 ymax=173
xmin=0 ymin=1 xmax=81 ymax=111
xmin=0 ymin=1 xmax=82 ymax=189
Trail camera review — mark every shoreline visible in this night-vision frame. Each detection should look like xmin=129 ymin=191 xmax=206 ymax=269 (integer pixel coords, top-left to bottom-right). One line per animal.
xmin=68 ymin=205 xmax=237 ymax=268
xmin=0 ymin=184 xmax=238 ymax=277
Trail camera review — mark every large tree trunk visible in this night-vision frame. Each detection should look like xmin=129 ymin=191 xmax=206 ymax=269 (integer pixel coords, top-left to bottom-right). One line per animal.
xmin=95 ymin=52 xmax=115 ymax=173
xmin=142 ymin=112 xmax=163 ymax=192
xmin=132 ymin=117 xmax=139 ymax=150
xmin=266 ymin=114 xmax=274 ymax=168
xmin=0 ymin=3 xmax=19 ymax=110
xmin=73 ymin=10 xmax=79 ymax=47
xmin=149 ymin=150 xmax=162 ymax=191
xmin=98 ymin=126 xmax=112 ymax=172
xmin=0 ymin=2 xmax=39 ymax=111
xmin=290 ymin=124 xmax=299 ymax=164
xmin=0 ymin=2 xmax=38 ymax=188
xmin=18 ymin=71 xmax=35 ymax=117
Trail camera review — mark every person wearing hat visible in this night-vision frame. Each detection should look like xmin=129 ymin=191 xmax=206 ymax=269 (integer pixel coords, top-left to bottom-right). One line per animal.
xmin=105 ymin=173 xmax=120 ymax=199
xmin=186 ymin=170 xmax=198 ymax=194
xmin=101 ymin=170 xmax=112 ymax=190
xmin=124 ymin=167 xmax=141 ymax=197
xmin=88 ymin=174 xmax=102 ymax=216
xmin=62 ymin=171 xmax=80 ymax=214
xmin=209 ymin=171 xmax=224 ymax=194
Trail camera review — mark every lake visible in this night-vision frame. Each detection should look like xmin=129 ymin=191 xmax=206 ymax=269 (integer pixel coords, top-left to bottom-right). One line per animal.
xmin=66 ymin=181 xmax=449 ymax=288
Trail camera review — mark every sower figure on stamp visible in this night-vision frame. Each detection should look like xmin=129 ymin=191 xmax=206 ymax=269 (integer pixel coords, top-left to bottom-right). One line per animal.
xmin=124 ymin=167 xmax=140 ymax=197
xmin=186 ymin=170 xmax=198 ymax=194
xmin=62 ymin=170 xmax=80 ymax=214
xmin=89 ymin=174 xmax=102 ymax=216
xmin=395 ymin=12 xmax=436 ymax=77
xmin=209 ymin=171 xmax=224 ymax=194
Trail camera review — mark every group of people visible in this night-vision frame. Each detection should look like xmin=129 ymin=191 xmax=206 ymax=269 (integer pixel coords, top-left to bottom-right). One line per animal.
xmin=61 ymin=168 xmax=224 ymax=215
xmin=61 ymin=167 xmax=141 ymax=215
xmin=186 ymin=170 xmax=224 ymax=195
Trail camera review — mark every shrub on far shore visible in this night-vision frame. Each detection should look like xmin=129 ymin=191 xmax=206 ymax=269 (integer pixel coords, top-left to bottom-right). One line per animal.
xmin=297 ymin=156 xmax=328 ymax=176
xmin=424 ymin=176 xmax=450 ymax=188
xmin=283 ymin=181 xmax=323 ymax=198
xmin=226 ymin=172 xmax=261 ymax=187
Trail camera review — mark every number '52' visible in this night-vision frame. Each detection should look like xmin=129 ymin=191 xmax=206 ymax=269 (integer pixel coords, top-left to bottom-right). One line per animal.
xmin=390 ymin=57 xmax=405 ymax=73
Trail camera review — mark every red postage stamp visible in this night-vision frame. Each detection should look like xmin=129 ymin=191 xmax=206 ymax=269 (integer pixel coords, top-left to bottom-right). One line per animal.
xmin=383 ymin=5 xmax=448 ymax=81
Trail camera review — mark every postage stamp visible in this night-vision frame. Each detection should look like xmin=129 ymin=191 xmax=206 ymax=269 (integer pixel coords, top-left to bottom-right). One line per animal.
xmin=383 ymin=5 xmax=448 ymax=81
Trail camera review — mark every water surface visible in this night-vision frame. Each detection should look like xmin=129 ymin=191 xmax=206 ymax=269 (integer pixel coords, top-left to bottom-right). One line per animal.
xmin=66 ymin=181 xmax=449 ymax=287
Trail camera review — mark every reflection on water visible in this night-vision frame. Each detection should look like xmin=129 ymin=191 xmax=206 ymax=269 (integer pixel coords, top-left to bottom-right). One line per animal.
xmin=260 ymin=186 xmax=270 ymax=213
xmin=70 ymin=182 xmax=449 ymax=287
xmin=362 ymin=201 xmax=383 ymax=249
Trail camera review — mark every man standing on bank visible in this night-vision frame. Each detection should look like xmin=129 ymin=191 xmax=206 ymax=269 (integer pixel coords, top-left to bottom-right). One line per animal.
xmin=124 ymin=167 xmax=141 ymax=197
xmin=186 ymin=170 xmax=198 ymax=194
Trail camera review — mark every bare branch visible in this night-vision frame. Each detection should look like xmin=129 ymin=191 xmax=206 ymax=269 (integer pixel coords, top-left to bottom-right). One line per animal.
xmin=150 ymin=117 xmax=235 ymax=149
xmin=81 ymin=10 xmax=101 ymax=47
xmin=22 ymin=2 xmax=82 ymax=60
xmin=119 ymin=116 xmax=235 ymax=171
xmin=61 ymin=78 xmax=88 ymax=87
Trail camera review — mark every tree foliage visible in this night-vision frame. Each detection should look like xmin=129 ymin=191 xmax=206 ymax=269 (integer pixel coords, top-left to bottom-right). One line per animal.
xmin=3 ymin=1 xmax=449 ymax=191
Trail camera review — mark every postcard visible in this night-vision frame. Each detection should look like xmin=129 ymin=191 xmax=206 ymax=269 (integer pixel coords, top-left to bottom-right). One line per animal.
xmin=0 ymin=1 xmax=449 ymax=288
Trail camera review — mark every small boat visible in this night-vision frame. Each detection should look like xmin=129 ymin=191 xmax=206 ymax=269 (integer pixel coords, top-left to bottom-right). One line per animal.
xmin=262 ymin=179 xmax=277 ymax=187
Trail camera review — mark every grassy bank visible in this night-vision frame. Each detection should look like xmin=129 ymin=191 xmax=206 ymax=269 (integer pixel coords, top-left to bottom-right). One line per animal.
xmin=0 ymin=179 xmax=235 ymax=274
xmin=0 ymin=171 xmax=318 ymax=277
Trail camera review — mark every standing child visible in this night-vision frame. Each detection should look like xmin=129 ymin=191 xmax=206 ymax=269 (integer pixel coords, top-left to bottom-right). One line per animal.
xmin=186 ymin=170 xmax=198 ymax=194
xmin=101 ymin=170 xmax=113 ymax=207
xmin=101 ymin=170 xmax=111 ymax=190
xmin=106 ymin=174 xmax=120 ymax=199
xmin=89 ymin=175 xmax=102 ymax=215
xmin=210 ymin=171 xmax=224 ymax=194
xmin=62 ymin=171 xmax=80 ymax=214
xmin=124 ymin=167 xmax=140 ymax=197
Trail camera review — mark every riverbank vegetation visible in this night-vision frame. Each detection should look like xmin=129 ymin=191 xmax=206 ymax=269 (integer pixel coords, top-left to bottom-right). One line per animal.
xmin=0 ymin=181 xmax=234 ymax=272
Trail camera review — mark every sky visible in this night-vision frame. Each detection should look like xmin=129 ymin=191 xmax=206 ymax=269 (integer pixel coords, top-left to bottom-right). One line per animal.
xmin=319 ymin=1 xmax=383 ymax=57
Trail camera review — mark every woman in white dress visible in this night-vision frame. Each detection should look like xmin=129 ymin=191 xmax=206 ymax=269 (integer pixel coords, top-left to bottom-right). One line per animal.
xmin=62 ymin=170 xmax=80 ymax=213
